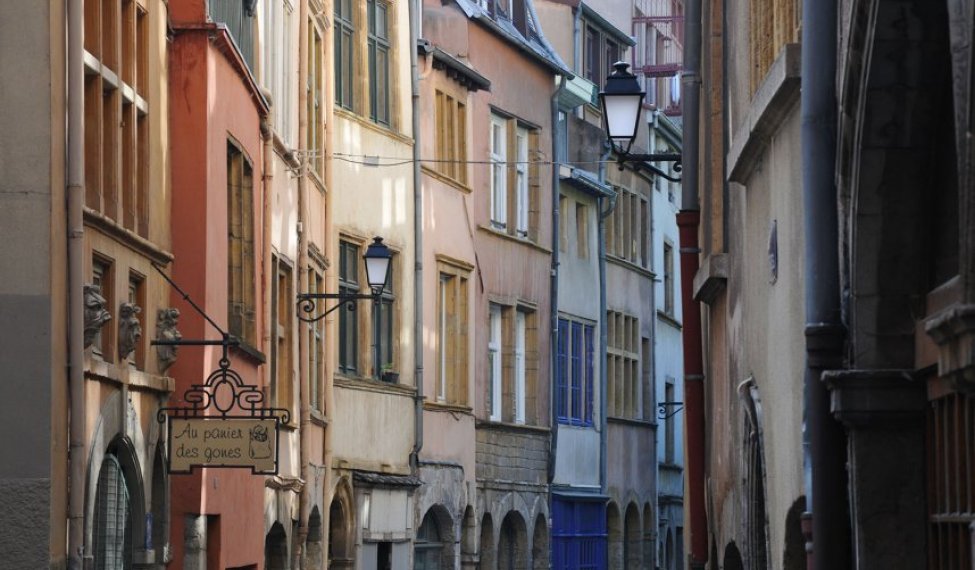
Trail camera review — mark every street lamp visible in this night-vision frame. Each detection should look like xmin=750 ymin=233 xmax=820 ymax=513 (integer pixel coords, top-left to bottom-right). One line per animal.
xmin=297 ymin=236 xmax=392 ymax=323
xmin=599 ymin=61 xmax=682 ymax=181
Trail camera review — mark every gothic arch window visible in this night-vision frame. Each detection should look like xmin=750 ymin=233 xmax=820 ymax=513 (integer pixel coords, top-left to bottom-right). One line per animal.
xmin=415 ymin=510 xmax=445 ymax=570
xmin=740 ymin=378 xmax=770 ymax=569
xmin=265 ymin=522 xmax=289 ymax=570
xmin=478 ymin=513 xmax=495 ymax=570
xmin=92 ymin=454 xmax=133 ymax=569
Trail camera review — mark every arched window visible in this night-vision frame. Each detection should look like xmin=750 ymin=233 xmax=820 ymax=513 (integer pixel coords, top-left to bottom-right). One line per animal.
xmin=93 ymin=454 xmax=133 ymax=570
xmin=415 ymin=511 xmax=444 ymax=570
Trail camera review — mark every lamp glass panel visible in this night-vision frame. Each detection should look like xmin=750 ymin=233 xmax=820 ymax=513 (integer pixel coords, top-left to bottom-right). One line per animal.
xmin=603 ymin=94 xmax=642 ymax=141
xmin=365 ymin=256 xmax=390 ymax=289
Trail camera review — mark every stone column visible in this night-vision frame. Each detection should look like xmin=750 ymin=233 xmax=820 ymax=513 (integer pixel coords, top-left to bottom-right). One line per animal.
xmin=822 ymin=370 xmax=927 ymax=570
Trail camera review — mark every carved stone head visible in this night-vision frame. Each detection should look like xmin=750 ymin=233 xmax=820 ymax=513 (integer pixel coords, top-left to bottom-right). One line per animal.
xmin=83 ymin=285 xmax=112 ymax=348
xmin=118 ymin=303 xmax=142 ymax=361
xmin=156 ymin=308 xmax=181 ymax=374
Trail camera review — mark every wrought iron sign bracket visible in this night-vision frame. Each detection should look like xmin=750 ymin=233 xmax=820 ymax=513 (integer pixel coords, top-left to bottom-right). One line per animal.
xmin=615 ymin=149 xmax=683 ymax=182
xmin=658 ymin=401 xmax=685 ymax=420
xmin=296 ymin=291 xmax=381 ymax=323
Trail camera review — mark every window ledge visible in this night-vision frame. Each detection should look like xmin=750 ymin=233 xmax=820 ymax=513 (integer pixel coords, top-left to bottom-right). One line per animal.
xmin=334 ymin=107 xmax=415 ymax=147
xmin=656 ymin=309 xmax=682 ymax=330
xmin=85 ymin=362 xmax=175 ymax=393
xmin=231 ymin=341 xmax=266 ymax=365
xmin=421 ymin=165 xmax=472 ymax=194
xmin=693 ymin=253 xmax=729 ymax=305
xmin=423 ymin=401 xmax=474 ymax=415
xmin=310 ymin=409 xmax=329 ymax=427
xmin=475 ymin=419 xmax=550 ymax=434
xmin=727 ymin=43 xmax=801 ymax=184
xmin=659 ymin=461 xmax=683 ymax=472
xmin=607 ymin=416 xmax=657 ymax=428
xmin=84 ymin=208 xmax=174 ymax=265
xmin=477 ymin=224 xmax=552 ymax=255
xmin=334 ymin=373 xmax=416 ymax=397
xmin=606 ymin=254 xmax=654 ymax=278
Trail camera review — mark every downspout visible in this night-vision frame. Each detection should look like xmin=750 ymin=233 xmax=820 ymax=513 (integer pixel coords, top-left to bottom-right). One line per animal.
xmin=801 ymin=0 xmax=850 ymax=567
xmin=409 ymin=0 xmax=424 ymax=474
xmin=647 ymin=111 xmax=661 ymax=570
xmin=679 ymin=0 xmax=706 ymax=564
xmin=68 ymin=0 xmax=86 ymax=567
xmin=548 ymin=74 xmax=567 ymax=483
xmin=597 ymin=145 xmax=614 ymax=496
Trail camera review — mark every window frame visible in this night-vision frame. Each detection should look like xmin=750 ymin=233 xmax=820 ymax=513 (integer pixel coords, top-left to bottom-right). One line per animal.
xmin=367 ymin=0 xmax=391 ymax=125
xmin=337 ymin=240 xmax=360 ymax=375
xmin=488 ymin=303 xmax=503 ymax=421
xmin=490 ymin=114 xmax=508 ymax=230
xmin=557 ymin=316 xmax=595 ymax=426
xmin=334 ymin=0 xmax=356 ymax=110
xmin=515 ymin=126 xmax=530 ymax=237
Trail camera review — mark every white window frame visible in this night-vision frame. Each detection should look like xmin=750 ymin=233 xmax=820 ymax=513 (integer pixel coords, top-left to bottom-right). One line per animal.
xmin=489 ymin=304 xmax=502 ymax=421
xmin=514 ymin=310 xmax=526 ymax=424
xmin=490 ymin=114 xmax=508 ymax=229
xmin=437 ymin=274 xmax=448 ymax=402
xmin=515 ymin=126 xmax=529 ymax=236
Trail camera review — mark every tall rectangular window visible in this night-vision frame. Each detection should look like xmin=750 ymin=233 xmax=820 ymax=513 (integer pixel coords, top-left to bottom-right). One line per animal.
xmin=557 ymin=317 xmax=594 ymax=425
xmin=374 ymin=259 xmax=395 ymax=380
xmin=664 ymin=241 xmax=675 ymax=315
xmin=271 ymin=257 xmax=294 ymax=415
xmin=334 ymin=0 xmax=355 ymax=109
xmin=338 ymin=241 xmax=359 ymax=375
xmin=367 ymin=0 xmax=390 ymax=125
xmin=307 ymin=22 xmax=324 ymax=175
xmin=92 ymin=256 xmax=115 ymax=361
xmin=514 ymin=311 xmax=527 ymax=423
xmin=490 ymin=114 xmax=508 ymax=229
xmin=515 ymin=126 xmax=529 ymax=236
xmin=584 ymin=25 xmax=600 ymax=83
xmin=604 ymin=187 xmax=649 ymax=267
xmin=227 ymin=142 xmax=257 ymax=347
xmin=308 ymin=268 xmax=325 ymax=411
xmin=435 ymin=91 xmax=468 ymax=184
xmin=608 ymin=311 xmax=640 ymax=419
xmin=576 ymin=203 xmax=589 ymax=259
xmin=437 ymin=266 xmax=470 ymax=405
xmin=127 ymin=271 xmax=145 ymax=369
xmin=488 ymin=304 xmax=502 ymax=421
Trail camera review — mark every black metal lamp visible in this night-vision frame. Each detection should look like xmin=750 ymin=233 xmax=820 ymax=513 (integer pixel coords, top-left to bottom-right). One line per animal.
xmin=599 ymin=61 xmax=682 ymax=181
xmin=297 ymin=236 xmax=392 ymax=323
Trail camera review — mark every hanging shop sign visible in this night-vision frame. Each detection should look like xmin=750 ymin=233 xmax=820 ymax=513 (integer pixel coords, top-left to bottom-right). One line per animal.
xmin=158 ymin=354 xmax=290 ymax=475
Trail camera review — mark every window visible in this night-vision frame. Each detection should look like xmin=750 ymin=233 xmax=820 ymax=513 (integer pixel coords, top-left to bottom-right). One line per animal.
xmin=308 ymin=268 xmax=325 ymax=412
xmin=92 ymin=256 xmax=115 ymax=360
xmin=367 ymin=0 xmax=390 ymax=125
xmin=228 ymin=141 xmax=257 ymax=347
xmin=338 ymin=241 xmax=359 ymax=375
xmin=750 ymin=0 xmax=799 ymax=93
xmin=488 ymin=304 xmax=502 ymax=421
xmin=607 ymin=311 xmax=640 ymax=419
xmin=84 ymin=0 xmax=150 ymax=238
xmin=664 ymin=241 xmax=675 ymax=316
xmin=437 ymin=264 xmax=470 ymax=405
xmin=415 ymin=512 xmax=445 ymax=570
xmin=435 ymin=91 xmax=468 ymax=184
xmin=555 ymin=110 xmax=568 ymax=163
xmin=605 ymin=186 xmax=650 ymax=268
xmin=308 ymin=21 xmax=324 ymax=175
xmin=270 ymin=256 xmax=294 ymax=415
xmin=557 ymin=317 xmax=594 ymax=426
xmin=334 ymin=0 xmax=355 ymax=109
xmin=210 ymin=0 xmax=257 ymax=68
xmin=489 ymin=114 xmax=541 ymax=240
xmin=584 ymin=25 xmax=600 ymax=83
xmin=93 ymin=454 xmax=133 ymax=569
xmin=665 ymin=380 xmax=675 ymax=462
xmin=605 ymin=38 xmax=620 ymax=76
xmin=490 ymin=114 xmax=508 ymax=229
xmin=514 ymin=311 xmax=527 ymax=423
xmin=576 ymin=203 xmax=589 ymax=259
xmin=559 ymin=196 xmax=569 ymax=252
xmin=265 ymin=0 xmax=295 ymax=144
xmin=373 ymin=258 xmax=395 ymax=380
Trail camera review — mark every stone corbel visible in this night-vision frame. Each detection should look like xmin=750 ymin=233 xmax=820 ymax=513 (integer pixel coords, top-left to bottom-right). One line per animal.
xmin=925 ymin=304 xmax=975 ymax=393
xmin=83 ymin=284 xmax=112 ymax=348
xmin=821 ymin=369 xmax=925 ymax=427
xmin=118 ymin=302 xmax=142 ymax=361
xmin=155 ymin=308 xmax=181 ymax=374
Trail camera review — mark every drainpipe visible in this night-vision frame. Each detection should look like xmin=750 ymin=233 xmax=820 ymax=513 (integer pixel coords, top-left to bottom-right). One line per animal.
xmin=647 ymin=111 xmax=661 ymax=570
xmin=801 ymin=0 xmax=850 ymax=568
xmin=548 ymin=74 xmax=567 ymax=482
xmin=295 ymin=0 xmax=314 ymax=560
xmin=409 ymin=0 xmax=424 ymax=474
xmin=597 ymin=145 xmax=614 ymax=496
xmin=68 ymin=0 xmax=86 ymax=567
xmin=679 ymin=0 xmax=706 ymax=564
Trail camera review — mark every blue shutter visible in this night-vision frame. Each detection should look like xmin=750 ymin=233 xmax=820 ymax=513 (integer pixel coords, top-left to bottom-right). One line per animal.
xmin=571 ymin=322 xmax=583 ymax=422
xmin=584 ymin=325 xmax=594 ymax=426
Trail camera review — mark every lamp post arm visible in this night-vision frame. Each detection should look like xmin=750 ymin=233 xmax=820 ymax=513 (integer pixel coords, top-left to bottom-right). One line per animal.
xmin=296 ymin=292 xmax=378 ymax=323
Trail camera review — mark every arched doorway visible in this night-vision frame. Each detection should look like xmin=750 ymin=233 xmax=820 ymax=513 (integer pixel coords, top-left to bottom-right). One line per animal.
xmin=265 ymin=522 xmax=289 ymax=570
xmin=497 ymin=511 xmax=528 ymax=570
xmin=723 ymin=542 xmax=744 ymax=570
xmin=307 ymin=507 xmax=324 ymax=569
xmin=623 ymin=503 xmax=640 ymax=569
xmin=478 ymin=514 xmax=495 ymax=570
xmin=606 ymin=502 xmax=622 ymax=568
xmin=642 ymin=503 xmax=654 ymax=569
xmin=328 ymin=482 xmax=355 ymax=569
xmin=91 ymin=438 xmax=145 ymax=570
xmin=740 ymin=379 xmax=769 ymax=569
xmin=416 ymin=507 xmax=453 ymax=569
xmin=531 ymin=514 xmax=548 ymax=570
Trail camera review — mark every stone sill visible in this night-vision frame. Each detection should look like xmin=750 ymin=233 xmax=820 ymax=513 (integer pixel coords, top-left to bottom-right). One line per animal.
xmin=727 ymin=43 xmax=802 ymax=184
xmin=693 ymin=253 xmax=729 ymax=304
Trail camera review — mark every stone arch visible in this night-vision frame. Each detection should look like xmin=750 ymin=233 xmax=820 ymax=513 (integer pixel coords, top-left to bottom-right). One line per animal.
xmin=623 ymin=502 xmax=641 ymax=569
xmin=265 ymin=521 xmax=289 ymax=570
xmin=149 ymin=446 xmax=168 ymax=555
xmin=416 ymin=504 xmax=455 ymax=569
xmin=91 ymin=435 xmax=148 ymax=569
xmin=607 ymin=501 xmax=623 ymax=569
xmin=530 ymin=513 xmax=548 ymax=570
xmin=642 ymin=503 xmax=654 ymax=569
xmin=723 ymin=542 xmax=744 ymax=570
xmin=478 ymin=513 xmax=495 ymax=570
xmin=328 ymin=478 xmax=356 ymax=569
xmin=497 ymin=511 xmax=528 ymax=570
xmin=783 ymin=496 xmax=806 ymax=570
xmin=307 ymin=506 xmax=324 ymax=569
xmin=739 ymin=377 xmax=769 ymax=569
